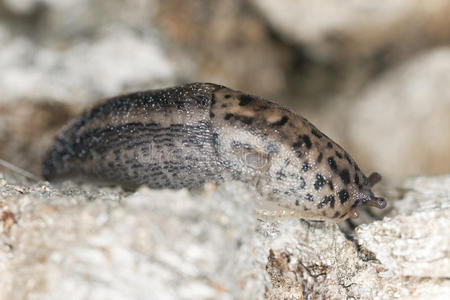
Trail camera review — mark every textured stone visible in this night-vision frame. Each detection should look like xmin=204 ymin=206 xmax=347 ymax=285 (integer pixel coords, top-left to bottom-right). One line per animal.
xmin=0 ymin=174 xmax=449 ymax=299
xmin=357 ymin=176 xmax=450 ymax=278
xmin=0 ymin=178 xmax=266 ymax=300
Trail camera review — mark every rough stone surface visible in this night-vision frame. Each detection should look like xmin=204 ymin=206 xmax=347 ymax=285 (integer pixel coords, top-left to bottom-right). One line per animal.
xmin=357 ymin=176 xmax=450 ymax=279
xmin=0 ymin=174 xmax=449 ymax=299
xmin=0 ymin=178 xmax=266 ymax=300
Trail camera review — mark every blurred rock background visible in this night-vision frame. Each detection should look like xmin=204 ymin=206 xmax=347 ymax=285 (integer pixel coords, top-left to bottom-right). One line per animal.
xmin=0 ymin=0 xmax=449 ymax=183
xmin=1 ymin=1 xmax=450 ymax=299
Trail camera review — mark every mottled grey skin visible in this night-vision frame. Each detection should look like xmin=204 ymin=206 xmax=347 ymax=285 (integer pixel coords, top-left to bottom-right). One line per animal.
xmin=43 ymin=83 xmax=386 ymax=221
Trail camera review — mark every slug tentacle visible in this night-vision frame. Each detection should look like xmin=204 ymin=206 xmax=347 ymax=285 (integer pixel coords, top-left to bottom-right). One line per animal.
xmin=43 ymin=82 xmax=387 ymax=222
xmin=368 ymin=172 xmax=382 ymax=187
xmin=364 ymin=196 xmax=386 ymax=209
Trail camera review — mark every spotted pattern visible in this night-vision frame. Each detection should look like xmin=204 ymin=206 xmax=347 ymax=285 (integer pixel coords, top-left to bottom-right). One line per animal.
xmin=318 ymin=195 xmax=335 ymax=209
xmin=327 ymin=157 xmax=338 ymax=172
xmin=339 ymin=169 xmax=351 ymax=184
xmin=224 ymin=113 xmax=254 ymax=125
xmin=317 ymin=152 xmax=323 ymax=163
xmin=302 ymin=162 xmax=309 ymax=172
xmin=238 ymin=94 xmax=253 ymax=106
xmin=314 ymin=174 xmax=327 ymax=190
xmin=292 ymin=134 xmax=312 ymax=150
xmin=338 ymin=189 xmax=349 ymax=204
xmin=327 ymin=180 xmax=334 ymax=191
xmin=311 ymin=128 xmax=323 ymax=139
xmin=276 ymin=170 xmax=287 ymax=181
xmin=271 ymin=116 xmax=289 ymax=127
xmin=299 ymin=177 xmax=306 ymax=189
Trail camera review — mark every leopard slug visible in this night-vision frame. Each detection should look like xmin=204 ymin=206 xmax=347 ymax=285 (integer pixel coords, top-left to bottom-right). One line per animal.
xmin=42 ymin=82 xmax=386 ymax=221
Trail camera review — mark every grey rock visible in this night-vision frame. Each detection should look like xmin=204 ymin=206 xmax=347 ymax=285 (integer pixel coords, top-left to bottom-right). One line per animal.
xmin=0 ymin=179 xmax=266 ymax=300
xmin=0 ymin=173 xmax=449 ymax=299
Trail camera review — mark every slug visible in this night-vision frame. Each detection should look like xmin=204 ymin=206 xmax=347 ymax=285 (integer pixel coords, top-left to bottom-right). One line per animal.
xmin=42 ymin=82 xmax=386 ymax=221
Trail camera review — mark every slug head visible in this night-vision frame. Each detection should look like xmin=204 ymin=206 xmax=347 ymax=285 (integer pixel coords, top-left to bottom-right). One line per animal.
xmin=346 ymin=172 xmax=386 ymax=219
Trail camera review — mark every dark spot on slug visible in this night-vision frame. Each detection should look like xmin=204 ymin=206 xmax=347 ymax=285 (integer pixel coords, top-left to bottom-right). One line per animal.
xmin=224 ymin=94 xmax=232 ymax=99
xmin=317 ymin=152 xmax=323 ymax=163
xmin=339 ymin=169 xmax=351 ymax=185
xmin=327 ymin=157 xmax=338 ymax=172
xmin=210 ymin=112 xmax=215 ymax=118
xmin=327 ymin=180 xmax=334 ymax=191
xmin=302 ymin=135 xmax=312 ymax=149
xmin=292 ymin=141 xmax=302 ymax=149
xmin=344 ymin=153 xmax=353 ymax=165
xmin=224 ymin=113 xmax=253 ymax=125
xmin=221 ymin=103 xmax=227 ymax=108
xmin=354 ymin=174 xmax=360 ymax=185
xmin=327 ymin=142 xmax=333 ymax=149
xmin=271 ymin=116 xmax=289 ymax=127
xmin=299 ymin=177 xmax=306 ymax=189
xmin=295 ymin=199 xmax=299 ymax=206
xmin=318 ymin=195 xmax=335 ymax=209
xmin=238 ymin=94 xmax=253 ymax=106
xmin=314 ymin=174 xmax=326 ymax=190
xmin=276 ymin=170 xmax=287 ymax=181
xmin=338 ymin=189 xmax=349 ymax=204
xmin=302 ymin=162 xmax=309 ymax=172
xmin=335 ymin=151 xmax=343 ymax=159
xmin=236 ymin=115 xmax=254 ymax=125
xmin=292 ymin=135 xmax=312 ymax=150
xmin=332 ymin=211 xmax=340 ymax=218
xmin=329 ymin=196 xmax=335 ymax=208
xmin=305 ymin=193 xmax=314 ymax=202
xmin=311 ymin=128 xmax=323 ymax=139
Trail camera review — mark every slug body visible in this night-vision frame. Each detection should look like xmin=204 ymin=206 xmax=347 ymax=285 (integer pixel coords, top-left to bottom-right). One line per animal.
xmin=43 ymin=83 xmax=386 ymax=221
